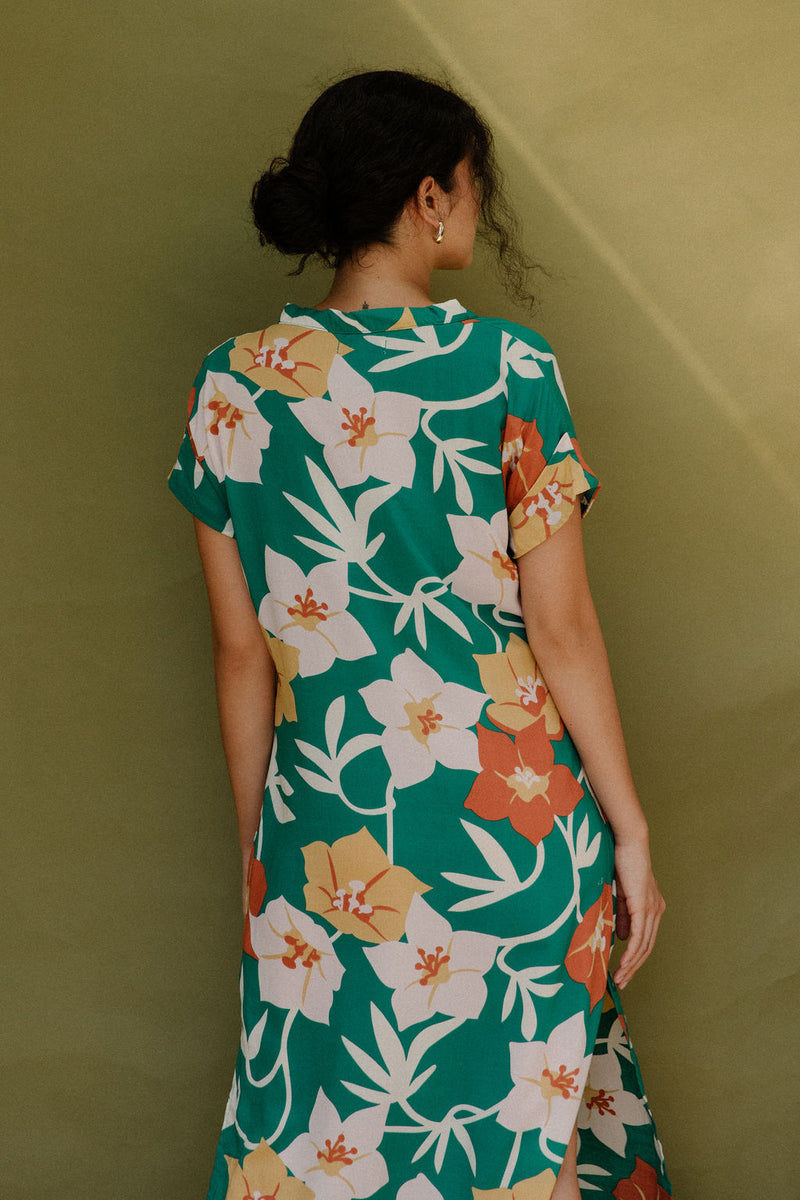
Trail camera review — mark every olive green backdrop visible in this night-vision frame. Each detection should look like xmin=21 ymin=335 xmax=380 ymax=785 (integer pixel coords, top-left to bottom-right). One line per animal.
xmin=4 ymin=2 xmax=798 ymax=1196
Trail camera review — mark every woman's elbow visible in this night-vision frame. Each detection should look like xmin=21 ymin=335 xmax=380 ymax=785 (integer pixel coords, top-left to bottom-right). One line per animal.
xmin=211 ymin=624 xmax=271 ymax=667
xmin=522 ymin=596 xmax=601 ymax=664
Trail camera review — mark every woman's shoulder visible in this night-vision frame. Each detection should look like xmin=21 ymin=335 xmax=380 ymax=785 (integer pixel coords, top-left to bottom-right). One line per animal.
xmin=469 ymin=313 xmax=556 ymax=356
xmin=189 ymin=311 xmax=560 ymax=387
xmin=189 ymin=316 xmax=360 ymax=406
xmin=191 ymin=332 xmax=238 ymax=374
xmin=190 ymin=316 xmax=325 ymax=379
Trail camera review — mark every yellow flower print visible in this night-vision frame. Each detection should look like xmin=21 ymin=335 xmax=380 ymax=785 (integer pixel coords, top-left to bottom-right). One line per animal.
xmin=473 ymin=632 xmax=562 ymax=738
xmin=508 ymin=455 xmax=592 ymax=558
xmin=302 ymin=826 xmax=430 ymax=943
xmin=224 ymin=1139 xmax=313 ymax=1200
xmin=472 ymin=1170 xmax=557 ymax=1200
xmin=262 ymin=632 xmax=299 ymax=724
xmin=228 ymin=325 xmax=350 ymax=399
xmin=387 ymin=307 xmax=417 ymax=330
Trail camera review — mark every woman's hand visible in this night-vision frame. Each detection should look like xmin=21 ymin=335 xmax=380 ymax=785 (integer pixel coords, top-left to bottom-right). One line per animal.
xmin=611 ymin=833 xmax=666 ymax=989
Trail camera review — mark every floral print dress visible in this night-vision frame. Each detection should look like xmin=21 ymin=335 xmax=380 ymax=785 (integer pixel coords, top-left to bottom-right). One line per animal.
xmin=168 ymin=300 xmax=672 ymax=1200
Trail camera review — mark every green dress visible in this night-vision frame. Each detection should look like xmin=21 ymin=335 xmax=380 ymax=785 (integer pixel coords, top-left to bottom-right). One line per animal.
xmin=168 ymin=300 xmax=672 ymax=1200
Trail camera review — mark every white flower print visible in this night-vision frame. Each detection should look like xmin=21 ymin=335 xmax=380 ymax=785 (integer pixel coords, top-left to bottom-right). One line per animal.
xmin=364 ymin=893 xmax=499 ymax=1029
xmin=290 ymin=356 xmax=422 ymax=489
xmin=447 ymin=511 xmax=522 ymax=614
xmin=497 ymin=1012 xmax=592 ymax=1143
xmin=282 ymin=1089 xmax=389 ymax=1200
xmin=396 ymin=1177 xmax=445 ymax=1200
xmin=259 ymin=547 xmax=375 ymax=677
xmin=221 ymin=1069 xmax=239 ymax=1129
xmin=266 ymin=752 xmax=296 ymax=824
xmin=501 ymin=431 xmax=525 ymax=476
xmin=189 ymin=371 xmax=272 ymax=483
xmin=359 ymin=648 xmax=485 ymax=789
xmin=250 ymin=898 xmax=345 ymax=1025
xmin=578 ymin=1049 xmax=650 ymax=1157
xmin=506 ymin=336 xmax=546 ymax=380
xmin=505 ymin=335 xmax=568 ymax=403
xmin=521 ymin=478 xmax=568 ymax=533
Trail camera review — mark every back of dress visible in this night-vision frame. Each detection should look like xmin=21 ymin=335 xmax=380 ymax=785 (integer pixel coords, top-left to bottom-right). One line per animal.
xmin=168 ymin=300 xmax=672 ymax=1200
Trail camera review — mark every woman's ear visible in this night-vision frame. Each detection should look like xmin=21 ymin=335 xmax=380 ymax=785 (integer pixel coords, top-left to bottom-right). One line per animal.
xmin=414 ymin=174 xmax=443 ymax=232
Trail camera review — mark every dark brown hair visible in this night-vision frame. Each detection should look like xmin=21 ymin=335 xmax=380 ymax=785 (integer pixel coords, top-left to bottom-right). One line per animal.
xmin=250 ymin=70 xmax=535 ymax=304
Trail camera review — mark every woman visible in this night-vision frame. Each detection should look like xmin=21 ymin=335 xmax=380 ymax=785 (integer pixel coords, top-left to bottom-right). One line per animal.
xmin=169 ymin=70 xmax=670 ymax=1200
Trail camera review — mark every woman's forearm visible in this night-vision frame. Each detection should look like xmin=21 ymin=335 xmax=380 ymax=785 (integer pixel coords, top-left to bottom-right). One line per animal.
xmin=213 ymin=644 xmax=276 ymax=852
xmin=191 ymin=519 xmax=277 ymax=854
xmin=524 ymin=603 xmax=650 ymax=845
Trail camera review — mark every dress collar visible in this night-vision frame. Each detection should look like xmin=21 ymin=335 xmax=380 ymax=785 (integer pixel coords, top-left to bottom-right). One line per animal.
xmin=279 ymin=298 xmax=475 ymax=336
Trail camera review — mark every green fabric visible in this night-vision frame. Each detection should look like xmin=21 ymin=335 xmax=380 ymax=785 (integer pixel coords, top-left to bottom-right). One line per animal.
xmin=168 ymin=300 xmax=671 ymax=1200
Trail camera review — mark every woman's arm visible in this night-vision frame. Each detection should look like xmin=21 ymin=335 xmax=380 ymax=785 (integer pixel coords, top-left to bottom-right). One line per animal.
xmin=516 ymin=503 xmax=665 ymax=988
xmin=193 ymin=518 xmax=276 ymax=909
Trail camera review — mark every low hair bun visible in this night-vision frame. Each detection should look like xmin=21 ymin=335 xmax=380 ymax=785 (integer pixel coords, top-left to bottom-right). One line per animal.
xmin=251 ymin=156 xmax=331 ymax=260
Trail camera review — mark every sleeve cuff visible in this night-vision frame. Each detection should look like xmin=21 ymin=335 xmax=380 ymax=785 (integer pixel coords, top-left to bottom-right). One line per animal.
xmin=167 ymin=465 xmax=234 ymax=536
xmin=508 ymin=452 xmax=599 ymax=558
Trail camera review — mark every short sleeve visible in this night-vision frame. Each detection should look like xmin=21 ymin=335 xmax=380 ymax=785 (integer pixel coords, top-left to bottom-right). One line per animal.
xmin=167 ymin=358 xmax=234 ymax=537
xmin=502 ymin=335 xmax=600 ymax=558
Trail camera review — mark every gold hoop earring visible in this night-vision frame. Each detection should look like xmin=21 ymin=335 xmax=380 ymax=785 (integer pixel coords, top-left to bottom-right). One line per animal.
xmin=434 ymin=220 xmax=445 ymax=244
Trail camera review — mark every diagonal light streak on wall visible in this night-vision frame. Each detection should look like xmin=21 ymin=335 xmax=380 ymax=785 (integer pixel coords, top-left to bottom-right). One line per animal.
xmin=396 ymin=0 xmax=800 ymax=505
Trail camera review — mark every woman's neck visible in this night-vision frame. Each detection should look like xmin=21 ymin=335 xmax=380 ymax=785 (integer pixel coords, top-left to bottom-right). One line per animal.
xmin=313 ymin=240 xmax=436 ymax=312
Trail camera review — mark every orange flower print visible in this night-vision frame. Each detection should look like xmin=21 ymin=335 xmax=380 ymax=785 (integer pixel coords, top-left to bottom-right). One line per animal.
xmin=565 ymin=884 xmax=614 ymax=1009
xmin=243 ymin=850 xmax=268 ymax=960
xmin=501 ymin=414 xmax=545 ymax=512
xmin=262 ymin=632 xmax=299 ymax=724
xmin=472 ymin=1171 xmax=557 ymax=1200
xmin=613 ymin=1156 xmax=671 ymax=1200
xmin=228 ymin=325 xmax=348 ymax=400
xmin=473 ymin=632 xmax=562 ymax=738
xmin=302 ymin=826 xmax=430 ymax=943
xmin=569 ymin=436 xmax=595 ymax=484
xmin=224 ymin=1139 xmax=313 ymax=1200
xmin=465 ymin=720 xmax=583 ymax=846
